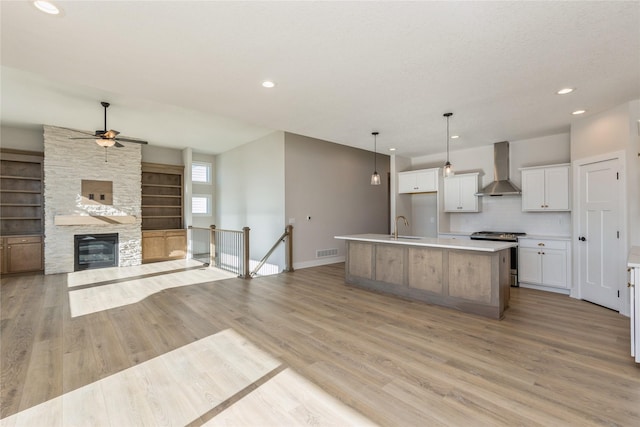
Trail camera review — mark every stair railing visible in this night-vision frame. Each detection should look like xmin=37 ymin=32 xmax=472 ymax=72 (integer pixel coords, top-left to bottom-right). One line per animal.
xmin=250 ymin=225 xmax=294 ymax=277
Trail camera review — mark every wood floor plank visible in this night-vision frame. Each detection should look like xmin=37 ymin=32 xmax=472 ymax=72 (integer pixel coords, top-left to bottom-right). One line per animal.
xmin=1 ymin=262 xmax=639 ymax=426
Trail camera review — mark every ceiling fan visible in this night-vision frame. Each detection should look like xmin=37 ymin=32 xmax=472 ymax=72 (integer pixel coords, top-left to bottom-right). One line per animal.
xmin=69 ymin=101 xmax=149 ymax=148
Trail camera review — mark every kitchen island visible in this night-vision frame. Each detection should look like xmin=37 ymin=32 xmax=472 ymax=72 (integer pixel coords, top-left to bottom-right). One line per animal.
xmin=335 ymin=234 xmax=516 ymax=319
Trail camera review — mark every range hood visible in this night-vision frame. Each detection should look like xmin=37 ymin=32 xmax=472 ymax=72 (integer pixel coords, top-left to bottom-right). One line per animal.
xmin=475 ymin=141 xmax=521 ymax=196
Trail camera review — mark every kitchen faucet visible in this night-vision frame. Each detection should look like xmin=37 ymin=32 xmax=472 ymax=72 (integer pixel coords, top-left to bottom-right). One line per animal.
xmin=394 ymin=215 xmax=409 ymax=239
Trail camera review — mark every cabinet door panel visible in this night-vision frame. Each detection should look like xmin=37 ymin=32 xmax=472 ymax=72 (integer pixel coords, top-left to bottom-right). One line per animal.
xmin=541 ymin=249 xmax=567 ymax=288
xmin=519 ymin=247 xmax=542 ymax=284
xmin=398 ymin=172 xmax=416 ymax=193
xmin=142 ymin=234 xmax=166 ymax=260
xmin=443 ymin=178 xmax=459 ymax=212
xmin=415 ymin=170 xmax=437 ymax=192
xmin=7 ymin=242 xmax=43 ymax=273
xmin=165 ymin=231 xmax=187 ymax=259
xmin=545 ymin=167 xmax=570 ymax=210
xmin=522 ymin=169 xmax=546 ymax=211
xmin=459 ymin=175 xmax=479 ymax=211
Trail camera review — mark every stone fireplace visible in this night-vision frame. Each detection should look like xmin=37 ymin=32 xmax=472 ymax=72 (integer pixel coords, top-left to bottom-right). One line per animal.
xmin=43 ymin=125 xmax=142 ymax=274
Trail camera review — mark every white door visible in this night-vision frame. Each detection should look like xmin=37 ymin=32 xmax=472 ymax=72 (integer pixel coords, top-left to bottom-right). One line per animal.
xmin=578 ymin=158 xmax=620 ymax=310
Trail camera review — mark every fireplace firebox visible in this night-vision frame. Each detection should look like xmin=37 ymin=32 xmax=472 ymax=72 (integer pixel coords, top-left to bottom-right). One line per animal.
xmin=74 ymin=233 xmax=118 ymax=271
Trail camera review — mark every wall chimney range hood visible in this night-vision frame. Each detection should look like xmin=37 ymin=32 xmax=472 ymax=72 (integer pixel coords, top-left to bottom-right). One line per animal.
xmin=475 ymin=141 xmax=521 ymax=196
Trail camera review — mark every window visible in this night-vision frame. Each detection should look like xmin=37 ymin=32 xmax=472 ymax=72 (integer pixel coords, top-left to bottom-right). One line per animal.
xmin=192 ymin=194 xmax=211 ymax=215
xmin=192 ymin=161 xmax=211 ymax=184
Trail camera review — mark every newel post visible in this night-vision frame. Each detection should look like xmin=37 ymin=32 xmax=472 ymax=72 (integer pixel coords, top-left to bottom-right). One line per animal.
xmin=240 ymin=226 xmax=251 ymax=279
xmin=210 ymin=225 xmax=216 ymax=267
xmin=285 ymin=225 xmax=294 ymax=272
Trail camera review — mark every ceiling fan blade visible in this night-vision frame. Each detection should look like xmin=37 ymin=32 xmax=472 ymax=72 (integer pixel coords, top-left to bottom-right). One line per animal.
xmin=114 ymin=137 xmax=149 ymax=145
xmin=69 ymin=137 xmax=101 ymax=140
xmin=114 ymin=142 xmax=125 ymax=148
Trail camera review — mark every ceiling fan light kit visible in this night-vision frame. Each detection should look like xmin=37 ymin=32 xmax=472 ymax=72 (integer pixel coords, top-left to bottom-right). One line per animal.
xmin=68 ymin=101 xmax=148 ymax=161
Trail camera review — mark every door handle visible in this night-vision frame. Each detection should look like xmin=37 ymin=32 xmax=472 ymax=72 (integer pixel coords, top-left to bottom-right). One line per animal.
xmin=578 ymin=236 xmax=586 ymax=242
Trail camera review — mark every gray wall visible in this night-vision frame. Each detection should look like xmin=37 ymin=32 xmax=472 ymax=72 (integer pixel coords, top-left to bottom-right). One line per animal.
xmin=1 ymin=125 xmax=44 ymax=151
xmin=216 ymin=131 xmax=286 ymax=273
xmin=284 ymin=133 xmax=390 ymax=268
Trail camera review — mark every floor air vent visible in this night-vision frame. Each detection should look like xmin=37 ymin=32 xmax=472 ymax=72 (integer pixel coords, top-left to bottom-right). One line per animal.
xmin=316 ymin=248 xmax=338 ymax=258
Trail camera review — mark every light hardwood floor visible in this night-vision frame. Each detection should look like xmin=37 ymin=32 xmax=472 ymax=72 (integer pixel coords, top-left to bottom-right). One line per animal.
xmin=1 ymin=262 xmax=639 ymax=426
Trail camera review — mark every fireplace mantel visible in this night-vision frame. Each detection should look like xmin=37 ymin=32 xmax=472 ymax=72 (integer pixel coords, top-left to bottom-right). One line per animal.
xmin=54 ymin=215 xmax=137 ymax=226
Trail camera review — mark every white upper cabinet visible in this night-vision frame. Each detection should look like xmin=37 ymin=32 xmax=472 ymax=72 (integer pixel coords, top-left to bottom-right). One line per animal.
xmin=521 ymin=164 xmax=570 ymax=211
xmin=398 ymin=168 xmax=438 ymax=194
xmin=443 ymin=173 xmax=480 ymax=212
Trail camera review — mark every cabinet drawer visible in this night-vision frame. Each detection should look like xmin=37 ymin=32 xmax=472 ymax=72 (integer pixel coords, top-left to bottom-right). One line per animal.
xmin=518 ymin=239 xmax=567 ymax=250
xmin=7 ymin=235 xmax=42 ymax=244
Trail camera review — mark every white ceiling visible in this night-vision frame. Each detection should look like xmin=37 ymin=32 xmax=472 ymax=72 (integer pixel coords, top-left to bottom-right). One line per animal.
xmin=1 ymin=1 xmax=639 ymax=157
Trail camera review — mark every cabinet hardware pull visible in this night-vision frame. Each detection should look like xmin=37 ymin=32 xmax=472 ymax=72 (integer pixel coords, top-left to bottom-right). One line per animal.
xmin=538 ymin=243 xmax=545 ymax=246
xmin=541 ymin=205 xmax=544 ymax=208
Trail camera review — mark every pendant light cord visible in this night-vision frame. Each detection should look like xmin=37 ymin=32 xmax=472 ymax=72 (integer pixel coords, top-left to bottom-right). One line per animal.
xmin=373 ymin=132 xmax=377 ymax=172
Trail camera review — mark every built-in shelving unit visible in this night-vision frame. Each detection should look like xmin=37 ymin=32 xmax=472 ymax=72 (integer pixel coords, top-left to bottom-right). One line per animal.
xmin=141 ymin=162 xmax=186 ymax=263
xmin=141 ymin=162 xmax=184 ymax=231
xmin=0 ymin=149 xmax=45 ymax=273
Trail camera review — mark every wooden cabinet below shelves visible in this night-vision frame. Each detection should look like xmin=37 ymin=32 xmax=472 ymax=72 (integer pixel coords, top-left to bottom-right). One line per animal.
xmin=142 ymin=229 xmax=187 ymax=263
xmin=1 ymin=235 xmax=43 ymax=274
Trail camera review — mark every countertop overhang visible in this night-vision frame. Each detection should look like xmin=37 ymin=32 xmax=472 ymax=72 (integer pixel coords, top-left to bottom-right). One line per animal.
xmin=335 ymin=234 xmax=517 ymax=252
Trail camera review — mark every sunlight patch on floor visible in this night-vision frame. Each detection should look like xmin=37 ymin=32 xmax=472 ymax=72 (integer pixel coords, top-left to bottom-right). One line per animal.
xmin=206 ymin=368 xmax=377 ymax=426
xmin=68 ymin=263 xmax=237 ymax=317
xmin=67 ymin=259 xmax=209 ymax=287
xmin=0 ymin=329 xmax=374 ymax=427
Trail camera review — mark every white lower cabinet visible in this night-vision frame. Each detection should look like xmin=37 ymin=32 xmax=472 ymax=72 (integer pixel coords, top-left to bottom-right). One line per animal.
xmin=519 ymin=238 xmax=570 ymax=290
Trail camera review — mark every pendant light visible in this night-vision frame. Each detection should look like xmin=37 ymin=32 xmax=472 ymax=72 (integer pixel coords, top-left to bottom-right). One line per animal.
xmin=370 ymin=132 xmax=381 ymax=185
xmin=443 ymin=112 xmax=454 ymax=177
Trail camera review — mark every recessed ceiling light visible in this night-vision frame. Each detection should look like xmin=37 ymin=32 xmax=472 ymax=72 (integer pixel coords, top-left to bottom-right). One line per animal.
xmin=33 ymin=1 xmax=60 ymax=15
xmin=389 ymin=148 xmax=396 ymax=152
xmin=572 ymin=109 xmax=586 ymax=115
xmin=262 ymin=81 xmax=276 ymax=88
xmin=557 ymin=88 xmax=574 ymax=95
xmin=450 ymin=135 xmax=459 ymax=139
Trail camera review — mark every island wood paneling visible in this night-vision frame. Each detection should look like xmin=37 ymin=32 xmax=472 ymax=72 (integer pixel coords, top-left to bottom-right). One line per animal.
xmin=407 ymin=247 xmax=443 ymax=293
xmin=1 ymin=262 xmax=639 ymax=426
xmin=374 ymin=244 xmax=404 ymax=285
xmin=344 ymin=239 xmax=510 ymax=319
xmin=448 ymin=251 xmax=492 ymax=303
xmin=347 ymin=242 xmax=372 ymax=279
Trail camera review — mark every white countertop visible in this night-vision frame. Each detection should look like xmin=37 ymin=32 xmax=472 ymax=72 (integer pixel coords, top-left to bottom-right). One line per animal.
xmin=628 ymin=246 xmax=640 ymax=267
xmin=335 ymin=234 xmax=517 ymax=253
xmin=520 ymin=234 xmax=571 ymax=241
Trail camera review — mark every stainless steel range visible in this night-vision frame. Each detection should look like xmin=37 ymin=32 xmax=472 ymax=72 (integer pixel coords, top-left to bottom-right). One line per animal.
xmin=470 ymin=231 xmax=526 ymax=287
